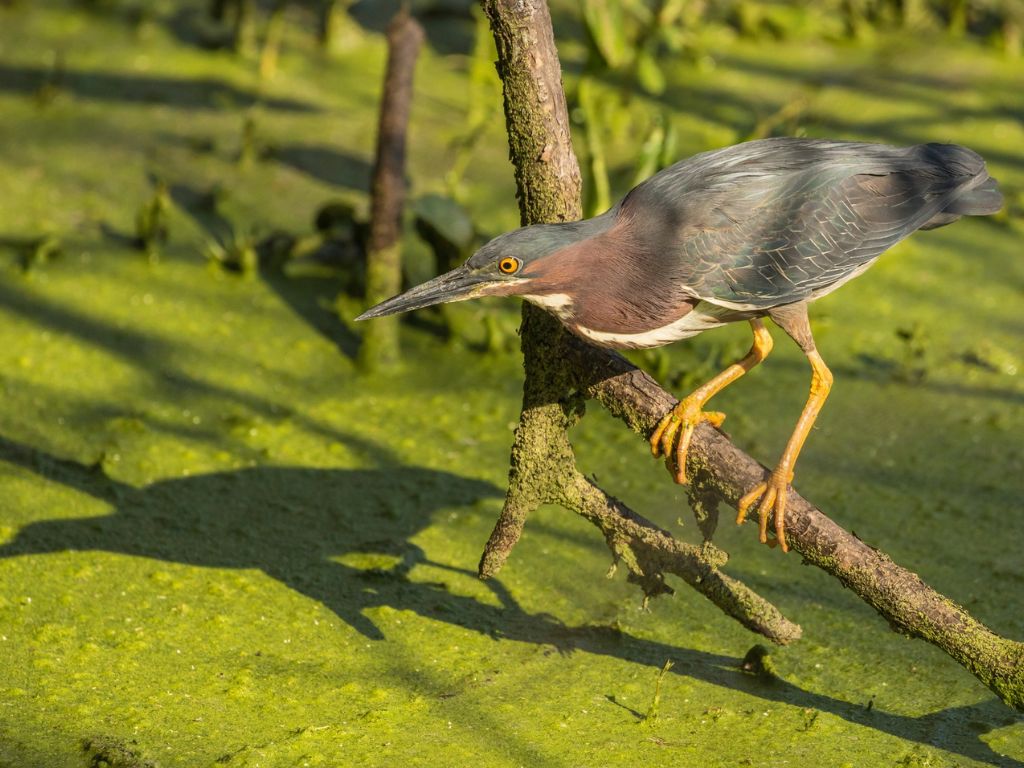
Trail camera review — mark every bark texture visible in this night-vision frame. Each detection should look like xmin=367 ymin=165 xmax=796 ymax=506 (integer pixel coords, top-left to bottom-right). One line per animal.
xmin=360 ymin=9 xmax=424 ymax=370
xmin=479 ymin=0 xmax=1024 ymax=710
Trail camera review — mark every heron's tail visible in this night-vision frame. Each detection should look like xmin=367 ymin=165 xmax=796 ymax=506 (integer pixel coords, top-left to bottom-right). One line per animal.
xmin=919 ymin=144 xmax=1003 ymax=230
xmin=944 ymin=175 xmax=1003 ymax=216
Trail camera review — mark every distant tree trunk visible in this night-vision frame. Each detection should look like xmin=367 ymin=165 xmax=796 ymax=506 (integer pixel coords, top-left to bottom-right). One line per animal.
xmin=359 ymin=8 xmax=424 ymax=370
xmin=479 ymin=0 xmax=1024 ymax=709
xmin=233 ymin=0 xmax=257 ymax=56
xmin=1005 ymin=15 xmax=1022 ymax=58
xmin=947 ymin=0 xmax=968 ymax=36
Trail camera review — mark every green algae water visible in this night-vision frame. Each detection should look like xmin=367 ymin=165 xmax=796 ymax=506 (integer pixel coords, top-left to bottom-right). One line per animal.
xmin=0 ymin=3 xmax=1022 ymax=766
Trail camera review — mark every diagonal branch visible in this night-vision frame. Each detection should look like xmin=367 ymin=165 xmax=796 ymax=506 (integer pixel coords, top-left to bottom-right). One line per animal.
xmin=477 ymin=292 xmax=802 ymax=645
xmin=569 ymin=336 xmax=1024 ymax=710
xmin=562 ymin=470 xmax=800 ymax=642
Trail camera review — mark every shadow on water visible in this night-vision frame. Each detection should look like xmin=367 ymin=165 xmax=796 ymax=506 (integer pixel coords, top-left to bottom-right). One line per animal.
xmin=257 ymin=266 xmax=362 ymax=359
xmin=0 ymin=435 xmax=1019 ymax=767
xmin=167 ymin=181 xmax=361 ymax=359
xmin=271 ymin=144 xmax=373 ymax=192
xmin=0 ymin=279 xmax=362 ymax=440
xmin=0 ymin=63 xmax=317 ymax=113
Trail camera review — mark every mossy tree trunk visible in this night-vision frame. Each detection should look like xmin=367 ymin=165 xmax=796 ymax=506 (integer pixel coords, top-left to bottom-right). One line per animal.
xmin=479 ymin=0 xmax=1024 ymax=709
xmin=359 ymin=8 xmax=424 ymax=371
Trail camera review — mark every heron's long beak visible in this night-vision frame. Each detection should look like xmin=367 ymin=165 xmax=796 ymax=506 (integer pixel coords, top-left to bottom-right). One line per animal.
xmin=355 ymin=265 xmax=500 ymax=321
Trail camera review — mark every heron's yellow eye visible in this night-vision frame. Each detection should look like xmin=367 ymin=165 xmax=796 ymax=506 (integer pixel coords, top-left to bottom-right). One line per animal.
xmin=498 ymin=257 xmax=521 ymax=275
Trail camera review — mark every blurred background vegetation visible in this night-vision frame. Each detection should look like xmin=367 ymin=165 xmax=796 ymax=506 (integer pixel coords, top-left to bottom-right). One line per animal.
xmin=3 ymin=0 xmax=1022 ymax=368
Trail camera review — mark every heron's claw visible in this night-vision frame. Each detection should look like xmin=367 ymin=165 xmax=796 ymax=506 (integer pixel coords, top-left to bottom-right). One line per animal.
xmin=650 ymin=398 xmax=726 ymax=485
xmin=736 ymin=469 xmax=793 ymax=552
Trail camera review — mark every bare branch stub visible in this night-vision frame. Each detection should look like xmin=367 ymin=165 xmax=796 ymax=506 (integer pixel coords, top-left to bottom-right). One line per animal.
xmin=367 ymin=8 xmax=423 ymax=256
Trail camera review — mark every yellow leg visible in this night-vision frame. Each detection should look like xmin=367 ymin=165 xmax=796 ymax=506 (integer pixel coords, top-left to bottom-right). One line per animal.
xmin=736 ymin=348 xmax=833 ymax=552
xmin=650 ymin=319 xmax=774 ymax=484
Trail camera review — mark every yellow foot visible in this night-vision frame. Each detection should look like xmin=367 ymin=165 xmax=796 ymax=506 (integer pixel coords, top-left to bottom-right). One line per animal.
xmin=649 ymin=399 xmax=726 ymax=485
xmin=736 ymin=469 xmax=794 ymax=552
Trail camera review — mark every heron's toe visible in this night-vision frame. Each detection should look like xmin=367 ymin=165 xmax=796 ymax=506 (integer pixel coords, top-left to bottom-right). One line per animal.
xmin=702 ymin=410 xmax=726 ymax=428
xmin=651 ymin=400 xmax=728 ymax=485
xmin=736 ymin=470 xmax=793 ymax=552
xmin=649 ymin=410 xmax=677 ymax=457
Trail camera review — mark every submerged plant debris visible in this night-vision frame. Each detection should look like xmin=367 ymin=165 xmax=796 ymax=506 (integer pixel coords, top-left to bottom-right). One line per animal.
xmin=0 ymin=2 xmax=1021 ymax=766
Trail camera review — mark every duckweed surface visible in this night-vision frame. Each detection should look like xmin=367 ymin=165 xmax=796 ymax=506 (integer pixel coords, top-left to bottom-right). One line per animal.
xmin=0 ymin=3 xmax=1022 ymax=766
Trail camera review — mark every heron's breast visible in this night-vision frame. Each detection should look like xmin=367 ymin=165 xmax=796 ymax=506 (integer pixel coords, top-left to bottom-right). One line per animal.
xmin=571 ymin=300 xmax=727 ymax=350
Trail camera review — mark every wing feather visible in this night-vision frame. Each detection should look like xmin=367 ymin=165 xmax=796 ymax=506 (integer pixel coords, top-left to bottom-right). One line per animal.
xmin=617 ymin=139 xmax=993 ymax=309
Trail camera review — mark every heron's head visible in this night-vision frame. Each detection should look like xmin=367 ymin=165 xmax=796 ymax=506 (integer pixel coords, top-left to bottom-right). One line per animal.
xmin=355 ymin=223 xmax=579 ymax=321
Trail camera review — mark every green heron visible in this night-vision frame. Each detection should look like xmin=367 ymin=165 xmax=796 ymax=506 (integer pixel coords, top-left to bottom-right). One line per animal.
xmin=357 ymin=138 xmax=1002 ymax=551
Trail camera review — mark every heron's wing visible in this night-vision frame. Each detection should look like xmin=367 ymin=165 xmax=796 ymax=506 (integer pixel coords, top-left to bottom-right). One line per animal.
xmin=620 ymin=140 xmax=991 ymax=309
xmin=677 ymin=169 xmax=944 ymax=308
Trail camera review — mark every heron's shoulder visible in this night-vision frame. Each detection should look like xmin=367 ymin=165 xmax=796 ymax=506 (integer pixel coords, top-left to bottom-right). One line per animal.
xmin=627 ymin=138 xmax=992 ymax=200
xmin=637 ymin=138 xmax=910 ymax=194
xmin=616 ymin=138 xmax=950 ymax=234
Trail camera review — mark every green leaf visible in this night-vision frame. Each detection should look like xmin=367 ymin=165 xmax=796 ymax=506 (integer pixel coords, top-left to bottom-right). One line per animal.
xmin=412 ymin=194 xmax=475 ymax=251
xmin=581 ymin=0 xmax=630 ymax=68
xmin=635 ymin=48 xmax=666 ymax=95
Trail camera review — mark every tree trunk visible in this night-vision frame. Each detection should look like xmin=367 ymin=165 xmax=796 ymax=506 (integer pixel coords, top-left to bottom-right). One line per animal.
xmin=359 ymin=9 xmax=424 ymax=370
